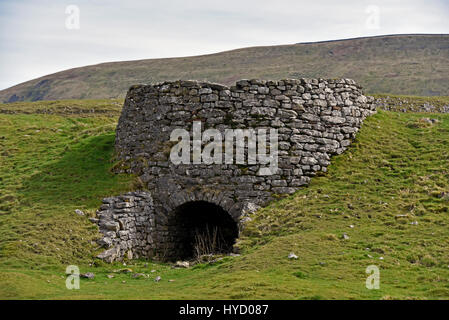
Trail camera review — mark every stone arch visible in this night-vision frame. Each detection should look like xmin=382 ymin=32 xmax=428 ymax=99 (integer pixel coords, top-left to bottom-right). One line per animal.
xmin=166 ymin=200 xmax=239 ymax=260
xmin=160 ymin=189 xmax=242 ymax=222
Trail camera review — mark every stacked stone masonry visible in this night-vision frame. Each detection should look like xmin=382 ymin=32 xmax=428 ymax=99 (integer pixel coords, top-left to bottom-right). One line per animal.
xmin=96 ymin=78 xmax=377 ymax=262
xmin=96 ymin=192 xmax=155 ymax=262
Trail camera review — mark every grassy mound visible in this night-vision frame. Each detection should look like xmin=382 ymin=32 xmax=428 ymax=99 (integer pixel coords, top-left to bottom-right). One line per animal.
xmin=0 ymin=99 xmax=448 ymax=299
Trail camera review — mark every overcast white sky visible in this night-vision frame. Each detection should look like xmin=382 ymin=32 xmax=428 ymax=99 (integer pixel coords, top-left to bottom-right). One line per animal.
xmin=0 ymin=0 xmax=448 ymax=90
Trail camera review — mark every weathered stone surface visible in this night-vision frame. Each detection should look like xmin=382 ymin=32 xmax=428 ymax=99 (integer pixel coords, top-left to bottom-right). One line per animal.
xmin=80 ymin=272 xmax=95 ymax=279
xmin=95 ymin=78 xmax=376 ymax=262
xmin=96 ymin=245 xmax=121 ymax=263
xmin=288 ymin=252 xmax=298 ymax=259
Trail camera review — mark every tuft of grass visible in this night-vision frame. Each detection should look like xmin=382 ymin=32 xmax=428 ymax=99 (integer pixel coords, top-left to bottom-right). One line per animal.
xmin=292 ymin=271 xmax=307 ymax=279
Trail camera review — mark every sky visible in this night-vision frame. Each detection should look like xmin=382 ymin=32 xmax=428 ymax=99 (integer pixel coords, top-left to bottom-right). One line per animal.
xmin=0 ymin=0 xmax=448 ymax=90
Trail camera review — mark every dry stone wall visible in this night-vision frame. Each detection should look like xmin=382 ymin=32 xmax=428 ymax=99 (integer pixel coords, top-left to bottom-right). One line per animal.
xmin=96 ymin=78 xmax=377 ymax=262
xmin=96 ymin=192 xmax=154 ymax=262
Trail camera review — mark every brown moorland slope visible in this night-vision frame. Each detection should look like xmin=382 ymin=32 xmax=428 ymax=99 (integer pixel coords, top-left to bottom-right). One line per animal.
xmin=1 ymin=34 xmax=448 ymax=103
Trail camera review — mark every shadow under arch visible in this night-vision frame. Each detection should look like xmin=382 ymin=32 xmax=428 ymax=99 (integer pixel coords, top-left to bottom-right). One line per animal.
xmin=169 ymin=200 xmax=239 ymax=260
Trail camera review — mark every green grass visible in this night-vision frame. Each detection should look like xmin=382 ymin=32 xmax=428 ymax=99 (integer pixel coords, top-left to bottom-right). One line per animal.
xmin=0 ymin=107 xmax=134 ymax=270
xmin=0 ymin=99 xmax=123 ymax=115
xmin=1 ymin=99 xmax=449 ymax=299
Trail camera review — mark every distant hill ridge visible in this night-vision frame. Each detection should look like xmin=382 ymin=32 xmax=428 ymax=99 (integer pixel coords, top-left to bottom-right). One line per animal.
xmin=1 ymin=34 xmax=448 ymax=103
xmin=296 ymin=33 xmax=448 ymax=44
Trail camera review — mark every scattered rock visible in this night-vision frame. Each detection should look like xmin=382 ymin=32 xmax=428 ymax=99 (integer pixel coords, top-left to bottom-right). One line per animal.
xmin=411 ymin=221 xmax=419 ymax=225
xmin=154 ymin=276 xmax=161 ymax=282
xmin=420 ymin=117 xmax=439 ymax=124
xmin=342 ymin=233 xmax=350 ymax=240
xmin=208 ymin=257 xmax=224 ymax=264
xmin=80 ymin=272 xmax=95 ymax=279
xmin=74 ymin=209 xmax=84 ymax=216
xmin=288 ymin=252 xmax=298 ymax=260
xmin=150 ymin=269 xmax=156 ymax=273
xmin=173 ymin=261 xmax=190 ymax=268
xmin=107 ymin=274 xmax=114 ymax=279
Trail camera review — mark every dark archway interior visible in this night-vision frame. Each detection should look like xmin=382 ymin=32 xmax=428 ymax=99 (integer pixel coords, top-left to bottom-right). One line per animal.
xmin=172 ymin=201 xmax=238 ymax=260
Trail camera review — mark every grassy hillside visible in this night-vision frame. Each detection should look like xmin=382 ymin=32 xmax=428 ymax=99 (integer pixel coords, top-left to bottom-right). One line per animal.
xmin=1 ymin=34 xmax=449 ymax=103
xmin=1 ymin=98 xmax=449 ymax=299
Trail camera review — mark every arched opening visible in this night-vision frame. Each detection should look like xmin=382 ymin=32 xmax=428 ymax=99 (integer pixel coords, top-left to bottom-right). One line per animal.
xmin=171 ymin=201 xmax=238 ymax=260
